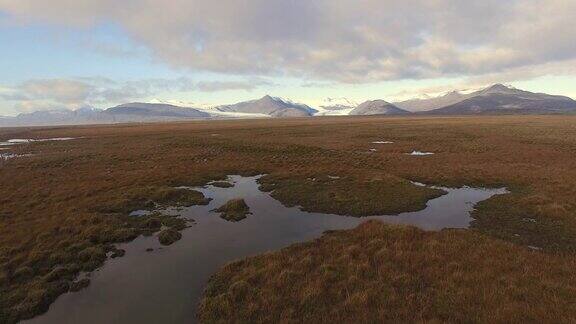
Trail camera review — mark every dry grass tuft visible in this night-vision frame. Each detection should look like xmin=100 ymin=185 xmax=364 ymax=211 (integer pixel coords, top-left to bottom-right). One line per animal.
xmin=199 ymin=220 xmax=576 ymax=323
xmin=158 ymin=229 xmax=182 ymax=246
xmin=214 ymin=199 xmax=251 ymax=222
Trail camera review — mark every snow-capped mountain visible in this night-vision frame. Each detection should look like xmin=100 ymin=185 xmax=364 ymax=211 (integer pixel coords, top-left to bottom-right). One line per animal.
xmin=217 ymin=95 xmax=317 ymax=117
xmin=428 ymin=84 xmax=576 ymax=114
xmin=349 ymin=100 xmax=409 ymax=115
xmin=314 ymin=97 xmax=359 ymax=116
xmin=1 ymin=85 xmax=575 ymax=127
xmin=395 ymin=90 xmax=474 ymax=112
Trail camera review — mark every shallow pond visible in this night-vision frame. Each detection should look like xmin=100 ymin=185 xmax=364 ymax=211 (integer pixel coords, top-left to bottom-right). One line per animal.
xmin=28 ymin=175 xmax=507 ymax=324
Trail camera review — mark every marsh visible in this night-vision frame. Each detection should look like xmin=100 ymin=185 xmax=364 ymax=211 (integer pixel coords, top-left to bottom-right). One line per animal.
xmin=3 ymin=115 xmax=576 ymax=323
xmin=28 ymin=175 xmax=506 ymax=323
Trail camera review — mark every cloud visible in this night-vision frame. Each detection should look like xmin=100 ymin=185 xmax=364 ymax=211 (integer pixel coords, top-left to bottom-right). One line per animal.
xmin=1 ymin=0 xmax=575 ymax=83
xmin=12 ymin=79 xmax=92 ymax=103
xmin=196 ymin=78 xmax=275 ymax=92
xmin=0 ymin=77 xmax=269 ymax=112
xmin=1 ymin=78 xmax=143 ymax=111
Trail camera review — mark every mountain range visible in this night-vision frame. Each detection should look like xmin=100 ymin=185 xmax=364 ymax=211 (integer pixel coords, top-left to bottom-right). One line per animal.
xmin=0 ymin=104 xmax=211 ymax=127
xmin=216 ymin=95 xmax=317 ymax=117
xmin=426 ymin=84 xmax=576 ymax=115
xmin=395 ymin=90 xmax=472 ymax=112
xmin=1 ymin=84 xmax=575 ymax=126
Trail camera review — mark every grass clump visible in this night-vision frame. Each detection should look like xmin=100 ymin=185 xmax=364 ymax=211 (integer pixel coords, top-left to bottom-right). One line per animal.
xmin=214 ymin=199 xmax=251 ymax=222
xmin=158 ymin=229 xmax=182 ymax=246
xmin=152 ymin=188 xmax=212 ymax=208
xmin=199 ymin=220 xmax=576 ymax=323
xmin=259 ymin=174 xmax=444 ymax=216
xmin=69 ymin=278 xmax=90 ymax=292
xmin=96 ymin=187 xmax=211 ymax=215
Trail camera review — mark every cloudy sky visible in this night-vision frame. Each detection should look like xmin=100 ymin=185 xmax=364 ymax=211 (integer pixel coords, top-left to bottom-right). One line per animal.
xmin=0 ymin=0 xmax=575 ymax=115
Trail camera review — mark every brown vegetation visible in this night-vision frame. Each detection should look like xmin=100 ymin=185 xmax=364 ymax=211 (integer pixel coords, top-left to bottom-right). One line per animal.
xmin=214 ymin=199 xmax=251 ymax=222
xmin=0 ymin=115 xmax=576 ymax=322
xmin=199 ymin=220 xmax=576 ymax=323
xmin=259 ymin=174 xmax=444 ymax=216
xmin=158 ymin=229 xmax=183 ymax=246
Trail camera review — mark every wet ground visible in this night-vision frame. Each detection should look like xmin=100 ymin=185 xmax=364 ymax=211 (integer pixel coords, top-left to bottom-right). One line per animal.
xmin=0 ymin=137 xmax=76 ymax=161
xmin=27 ymin=175 xmax=507 ymax=324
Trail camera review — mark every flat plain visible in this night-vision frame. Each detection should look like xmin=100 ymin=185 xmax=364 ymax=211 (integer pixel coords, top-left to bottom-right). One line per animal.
xmin=2 ymin=115 xmax=576 ymax=323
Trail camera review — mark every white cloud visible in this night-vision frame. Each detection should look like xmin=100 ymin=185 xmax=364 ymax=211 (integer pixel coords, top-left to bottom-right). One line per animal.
xmin=2 ymin=0 xmax=575 ymax=83
xmin=0 ymin=77 xmax=270 ymax=112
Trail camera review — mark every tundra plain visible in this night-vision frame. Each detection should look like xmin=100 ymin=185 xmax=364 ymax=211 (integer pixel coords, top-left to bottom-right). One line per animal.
xmin=1 ymin=115 xmax=576 ymax=322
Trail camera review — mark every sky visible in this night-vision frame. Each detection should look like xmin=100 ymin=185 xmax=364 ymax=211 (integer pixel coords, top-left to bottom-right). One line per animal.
xmin=0 ymin=0 xmax=575 ymax=116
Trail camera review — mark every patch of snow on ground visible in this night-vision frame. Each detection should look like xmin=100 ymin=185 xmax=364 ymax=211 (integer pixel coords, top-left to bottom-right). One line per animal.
xmin=0 ymin=137 xmax=76 ymax=146
xmin=372 ymin=141 xmax=394 ymax=144
xmin=37 ymin=137 xmax=76 ymax=142
xmin=407 ymin=150 xmax=434 ymax=156
xmin=200 ymin=109 xmax=271 ymax=119
xmin=0 ymin=139 xmax=31 ymax=146
xmin=0 ymin=153 xmax=33 ymax=160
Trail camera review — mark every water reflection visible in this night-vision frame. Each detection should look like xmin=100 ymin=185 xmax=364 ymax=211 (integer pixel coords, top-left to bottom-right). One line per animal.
xmin=28 ymin=175 xmax=507 ymax=324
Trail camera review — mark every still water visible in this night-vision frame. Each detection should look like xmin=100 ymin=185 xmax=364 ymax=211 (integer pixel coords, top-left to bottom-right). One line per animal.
xmin=28 ymin=175 xmax=507 ymax=324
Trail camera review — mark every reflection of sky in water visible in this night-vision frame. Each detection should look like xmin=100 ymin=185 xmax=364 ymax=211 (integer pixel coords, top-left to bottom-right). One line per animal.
xmin=29 ymin=176 xmax=507 ymax=324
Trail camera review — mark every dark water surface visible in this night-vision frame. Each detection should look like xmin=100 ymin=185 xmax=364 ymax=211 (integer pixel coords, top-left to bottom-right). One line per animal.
xmin=28 ymin=175 xmax=507 ymax=324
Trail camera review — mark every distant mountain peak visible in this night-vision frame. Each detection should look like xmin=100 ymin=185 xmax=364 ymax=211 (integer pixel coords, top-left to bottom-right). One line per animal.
xmin=428 ymin=84 xmax=576 ymax=114
xmin=488 ymin=83 xmax=510 ymax=89
xmin=394 ymin=90 xmax=473 ymax=112
xmin=368 ymin=99 xmax=392 ymax=105
xmin=480 ymin=83 xmax=519 ymax=95
xmin=105 ymin=102 xmax=210 ymax=119
xmin=350 ymin=100 xmax=409 ymax=116
xmin=216 ymin=95 xmax=317 ymax=117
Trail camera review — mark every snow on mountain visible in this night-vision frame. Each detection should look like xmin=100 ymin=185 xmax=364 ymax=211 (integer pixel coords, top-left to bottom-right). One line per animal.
xmin=350 ymin=100 xmax=410 ymax=115
xmin=217 ymin=95 xmax=317 ymax=117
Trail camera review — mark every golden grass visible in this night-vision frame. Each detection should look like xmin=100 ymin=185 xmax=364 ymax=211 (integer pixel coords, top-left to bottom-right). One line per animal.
xmin=1 ymin=115 xmax=576 ymax=322
xmin=199 ymin=220 xmax=576 ymax=323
